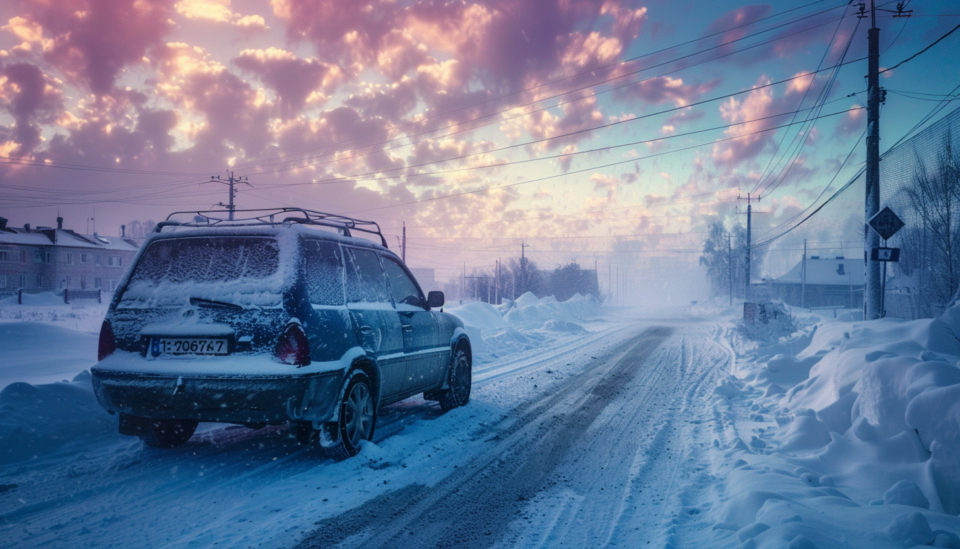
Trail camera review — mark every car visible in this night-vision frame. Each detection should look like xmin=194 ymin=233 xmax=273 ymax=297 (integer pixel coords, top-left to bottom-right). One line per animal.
xmin=90 ymin=208 xmax=472 ymax=459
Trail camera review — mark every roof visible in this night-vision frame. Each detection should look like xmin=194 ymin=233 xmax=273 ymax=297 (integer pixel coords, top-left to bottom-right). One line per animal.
xmin=774 ymin=256 xmax=864 ymax=286
xmin=0 ymin=227 xmax=139 ymax=252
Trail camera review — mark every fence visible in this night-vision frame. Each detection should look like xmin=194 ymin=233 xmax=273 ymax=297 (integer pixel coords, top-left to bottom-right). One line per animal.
xmin=878 ymin=106 xmax=960 ymax=319
xmin=757 ymin=105 xmax=960 ymax=320
xmin=10 ymin=288 xmax=102 ymax=305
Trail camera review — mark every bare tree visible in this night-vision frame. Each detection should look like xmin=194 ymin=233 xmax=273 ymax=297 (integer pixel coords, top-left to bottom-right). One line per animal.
xmin=699 ymin=222 xmax=766 ymax=300
xmin=902 ymin=133 xmax=960 ymax=314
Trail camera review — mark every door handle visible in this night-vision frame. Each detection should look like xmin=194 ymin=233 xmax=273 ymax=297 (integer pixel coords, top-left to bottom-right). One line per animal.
xmin=401 ymin=324 xmax=414 ymax=331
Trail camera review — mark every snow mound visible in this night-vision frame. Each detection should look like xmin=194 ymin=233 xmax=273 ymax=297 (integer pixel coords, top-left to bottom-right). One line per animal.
xmin=0 ymin=321 xmax=99 ymax=389
xmin=0 ymin=372 xmax=116 ymax=465
xmin=736 ymin=302 xmax=797 ymax=345
xmin=448 ymin=294 xmax=603 ymax=363
xmin=719 ymin=298 xmax=960 ymax=549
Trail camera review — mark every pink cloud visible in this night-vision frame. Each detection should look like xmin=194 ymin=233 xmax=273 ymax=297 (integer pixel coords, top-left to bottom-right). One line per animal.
xmin=233 ymin=48 xmax=341 ymax=119
xmin=20 ymin=0 xmax=175 ymax=95
xmin=0 ymin=62 xmax=63 ymax=154
xmin=623 ymin=75 xmax=720 ymax=107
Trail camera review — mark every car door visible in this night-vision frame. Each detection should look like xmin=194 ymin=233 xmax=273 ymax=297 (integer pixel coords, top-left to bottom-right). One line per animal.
xmin=343 ymin=246 xmax=405 ymax=399
xmin=381 ymin=255 xmax=443 ymax=394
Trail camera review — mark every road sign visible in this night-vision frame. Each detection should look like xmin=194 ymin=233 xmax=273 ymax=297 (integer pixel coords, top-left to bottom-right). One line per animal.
xmin=868 ymin=206 xmax=905 ymax=241
xmin=871 ymin=247 xmax=900 ymax=262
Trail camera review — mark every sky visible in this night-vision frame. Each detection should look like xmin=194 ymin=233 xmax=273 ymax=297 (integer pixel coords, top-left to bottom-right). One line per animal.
xmin=1 ymin=0 xmax=958 ymax=299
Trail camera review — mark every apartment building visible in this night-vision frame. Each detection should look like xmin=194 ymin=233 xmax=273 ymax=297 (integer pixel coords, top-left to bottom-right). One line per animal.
xmin=0 ymin=216 xmax=139 ymax=294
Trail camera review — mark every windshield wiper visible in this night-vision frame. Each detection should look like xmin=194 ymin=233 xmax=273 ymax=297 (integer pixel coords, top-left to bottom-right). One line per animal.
xmin=189 ymin=297 xmax=243 ymax=310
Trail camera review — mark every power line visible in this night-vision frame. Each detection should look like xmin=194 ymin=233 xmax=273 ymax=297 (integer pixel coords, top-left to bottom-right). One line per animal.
xmin=231 ymin=0 xmax=850 ymax=172
xmin=345 ymin=108 xmax=859 ymax=215
xmin=246 ymin=12 xmax=852 ymax=178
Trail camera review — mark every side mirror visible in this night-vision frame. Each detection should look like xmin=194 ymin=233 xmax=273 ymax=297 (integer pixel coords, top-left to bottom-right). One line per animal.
xmin=427 ymin=291 xmax=445 ymax=309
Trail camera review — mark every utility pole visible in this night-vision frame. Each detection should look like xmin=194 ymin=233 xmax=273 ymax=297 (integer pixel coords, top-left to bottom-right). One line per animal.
xmin=728 ymin=232 xmax=733 ymax=306
xmin=802 ymin=239 xmax=807 ymax=309
xmin=863 ymin=0 xmax=882 ymax=320
xmin=746 ymin=197 xmax=752 ymax=301
xmin=401 ymin=222 xmax=406 ymax=263
xmin=211 ymin=171 xmax=249 ymax=221
xmin=496 ymin=258 xmax=500 ymax=305
xmin=738 ymin=192 xmax=756 ymax=301
xmin=520 ymin=242 xmax=528 ymax=296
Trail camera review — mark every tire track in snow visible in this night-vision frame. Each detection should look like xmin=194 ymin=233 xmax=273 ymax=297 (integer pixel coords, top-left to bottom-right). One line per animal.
xmin=297 ymin=327 xmax=674 ymax=549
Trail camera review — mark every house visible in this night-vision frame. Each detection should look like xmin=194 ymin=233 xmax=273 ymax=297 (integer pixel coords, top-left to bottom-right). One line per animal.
xmin=0 ymin=216 xmax=139 ymax=294
xmin=769 ymin=255 xmax=864 ymax=308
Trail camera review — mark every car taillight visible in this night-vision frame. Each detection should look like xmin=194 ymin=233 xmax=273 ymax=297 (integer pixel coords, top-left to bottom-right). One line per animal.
xmin=98 ymin=320 xmax=116 ymax=361
xmin=275 ymin=321 xmax=311 ymax=366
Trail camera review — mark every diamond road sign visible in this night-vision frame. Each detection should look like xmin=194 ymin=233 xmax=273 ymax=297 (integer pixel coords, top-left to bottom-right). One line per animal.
xmin=868 ymin=206 xmax=905 ymax=241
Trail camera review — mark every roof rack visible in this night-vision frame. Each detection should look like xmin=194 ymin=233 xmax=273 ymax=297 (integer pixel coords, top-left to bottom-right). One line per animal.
xmin=155 ymin=208 xmax=389 ymax=247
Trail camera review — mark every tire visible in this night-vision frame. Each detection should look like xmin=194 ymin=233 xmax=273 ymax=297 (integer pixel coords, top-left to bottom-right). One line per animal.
xmin=142 ymin=419 xmax=198 ymax=448
xmin=319 ymin=372 xmax=376 ymax=460
xmin=440 ymin=347 xmax=471 ymax=412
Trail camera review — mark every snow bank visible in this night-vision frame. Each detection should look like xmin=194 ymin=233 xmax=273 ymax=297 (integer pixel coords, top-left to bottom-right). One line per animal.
xmin=0 ymin=371 xmax=115 ymax=465
xmin=0 ymin=321 xmax=100 ymax=389
xmin=708 ymin=302 xmax=960 ymax=546
xmin=448 ymin=293 xmax=603 ymax=362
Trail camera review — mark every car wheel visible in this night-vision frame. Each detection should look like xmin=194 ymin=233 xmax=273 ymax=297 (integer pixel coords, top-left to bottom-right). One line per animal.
xmin=320 ymin=372 xmax=376 ymax=460
xmin=142 ymin=419 xmax=198 ymax=448
xmin=440 ymin=347 xmax=471 ymax=412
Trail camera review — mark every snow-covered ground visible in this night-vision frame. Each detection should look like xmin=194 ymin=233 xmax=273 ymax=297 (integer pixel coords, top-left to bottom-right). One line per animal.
xmin=2 ymin=293 xmax=959 ymax=547
xmin=702 ymin=304 xmax=960 ymax=548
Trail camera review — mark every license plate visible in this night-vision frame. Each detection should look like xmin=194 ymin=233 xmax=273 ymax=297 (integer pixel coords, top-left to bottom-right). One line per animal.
xmin=151 ymin=338 xmax=228 ymax=357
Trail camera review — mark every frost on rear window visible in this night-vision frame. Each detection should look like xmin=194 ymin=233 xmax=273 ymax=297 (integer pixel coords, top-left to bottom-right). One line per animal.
xmin=304 ymin=240 xmax=344 ymax=306
xmin=119 ymin=237 xmax=282 ymax=308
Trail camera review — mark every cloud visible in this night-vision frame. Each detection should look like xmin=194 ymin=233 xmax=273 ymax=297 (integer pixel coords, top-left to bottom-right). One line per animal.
xmin=621 ymin=76 xmax=720 ymax=107
xmin=175 ymin=0 xmax=269 ymax=32
xmin=0 ymin=62 xmax=63 ymax=154
xmin=833 ymin=104 xmax=863 ymax=139
xmin=153 ymin=42 xmax=272 ymax=159
xmin=234 ymin=48 xmax=340 ymax=119
xmin=17 ymin=0 xmax=176 ymax=95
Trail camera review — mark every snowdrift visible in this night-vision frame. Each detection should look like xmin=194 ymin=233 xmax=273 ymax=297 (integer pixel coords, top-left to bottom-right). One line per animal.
xmin=448 ymin=293 xmax=602 ymax=362
xmin=711 ymin=305 xmax=960 ymax=547
xmin=0 ymin=371 xmax=115 ymax=465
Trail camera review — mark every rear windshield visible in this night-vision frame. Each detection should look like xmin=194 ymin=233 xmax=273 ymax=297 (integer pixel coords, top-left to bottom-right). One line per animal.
xmin=119 ymin=237 xmax=282 ymax=308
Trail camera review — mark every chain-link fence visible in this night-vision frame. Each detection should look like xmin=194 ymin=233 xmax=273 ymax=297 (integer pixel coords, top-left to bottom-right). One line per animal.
xmin=879 ymin=106 xmax=960 ymax=320
xmin=755 ymin=105 xmax=960 ymax=320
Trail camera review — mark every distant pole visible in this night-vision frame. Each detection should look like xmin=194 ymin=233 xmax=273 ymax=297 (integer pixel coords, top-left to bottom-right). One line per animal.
xmin=462 ymin=262 xmax=466 ymax=302
xmin=728 ymin=232 xmax=733 ymax=306
xmin=402 ymin=222 xmax=406 ymax=263
xmin=864 ymin=0 xmax=883 ymax=320
xmin=496 ymin=258 xmax=500 ymax=304
xmin=802 ymin=239 xmax=807 ymax=308
xmin=746 ymin=195 xmax=752 ymax=301
xmin=520 ymin=241 xmax=528 ymax=296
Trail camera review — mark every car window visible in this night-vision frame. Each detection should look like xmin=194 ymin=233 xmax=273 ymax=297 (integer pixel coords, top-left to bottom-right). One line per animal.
xmin=119 ymin=236 xmax=283 ymax=308
xmin=382 ymin=256 xmax=424 ymax=307
xmin=303 ymin=240 xmax=344 ymax=306
xmin=344 ymin=247 xmax=390 ymax=304
xmin=129 ymin=237 xmax=279 ymax=284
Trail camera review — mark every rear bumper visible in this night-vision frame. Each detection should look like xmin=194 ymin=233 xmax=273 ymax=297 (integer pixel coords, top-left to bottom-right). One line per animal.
xmin=91 ymin=368 xmax=344 ymax=424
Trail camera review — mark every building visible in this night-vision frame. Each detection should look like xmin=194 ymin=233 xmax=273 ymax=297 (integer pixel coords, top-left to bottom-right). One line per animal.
xmin=0 ymin=216 xmax=139 ymax=295
xmin=769 ymin=255 xmax=863 ymax=309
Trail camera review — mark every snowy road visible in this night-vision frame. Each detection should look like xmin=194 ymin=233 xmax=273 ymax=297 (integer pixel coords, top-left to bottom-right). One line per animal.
xmin=300 ymin=322 xmax=731 ymax=548
xmin=0 ymin=315 xmax=733 ymax=548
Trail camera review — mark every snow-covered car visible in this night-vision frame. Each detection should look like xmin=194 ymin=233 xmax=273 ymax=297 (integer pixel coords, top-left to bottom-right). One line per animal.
xmin=91 ymin=208 xmax=472 ymax=459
